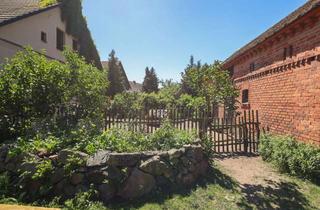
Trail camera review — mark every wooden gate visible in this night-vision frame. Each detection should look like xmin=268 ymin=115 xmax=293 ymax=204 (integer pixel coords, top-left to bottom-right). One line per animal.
xmin=208 ymin=110 xmax=260 ymax=153
xmin=105 ymin=108 xmax=260 ymax=154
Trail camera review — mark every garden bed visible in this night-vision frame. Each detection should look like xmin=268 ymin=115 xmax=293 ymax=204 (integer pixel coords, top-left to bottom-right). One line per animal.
xmin=0 ymin=141 xmax=208 ymax=204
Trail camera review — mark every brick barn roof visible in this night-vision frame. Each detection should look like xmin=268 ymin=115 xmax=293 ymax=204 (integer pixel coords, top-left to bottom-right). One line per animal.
xmin=224 ymin=0 xmax=320 ymax=64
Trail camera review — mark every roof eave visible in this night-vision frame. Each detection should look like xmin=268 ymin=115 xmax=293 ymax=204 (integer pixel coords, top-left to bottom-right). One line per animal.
xmin=0 ymin=3 xmax=61 ymax=28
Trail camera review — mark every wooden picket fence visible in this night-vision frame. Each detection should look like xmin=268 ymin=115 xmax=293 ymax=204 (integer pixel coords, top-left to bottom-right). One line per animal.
xmin=104 ymin=107 xmax=260 ymax=153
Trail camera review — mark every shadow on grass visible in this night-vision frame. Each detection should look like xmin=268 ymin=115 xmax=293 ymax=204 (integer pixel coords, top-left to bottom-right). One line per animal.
xmin=108 ymin=166 xmax=238 ymax=209
xmin=237 ymin=178 xmax=314 ymax=210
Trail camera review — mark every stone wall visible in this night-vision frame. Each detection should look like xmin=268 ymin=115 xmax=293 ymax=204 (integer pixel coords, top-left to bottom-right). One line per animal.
xmin=0 ymin=143 xmax=208 ymax=203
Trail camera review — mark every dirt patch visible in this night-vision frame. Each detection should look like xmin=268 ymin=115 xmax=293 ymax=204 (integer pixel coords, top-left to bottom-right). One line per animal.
xmin=215 ymin=155 xmax=319 ymax=210
xmin=214 ymin=155 xmax=282 ymax=186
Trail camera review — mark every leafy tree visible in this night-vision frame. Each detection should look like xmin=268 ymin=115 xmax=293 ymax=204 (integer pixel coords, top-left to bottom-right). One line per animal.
xmin=142 ymin=67 xmax=159 ymax=93
xmin=181 ymin=55 xmax=199 ymax=96
xmin=184 ymin=60 xmax=238 ymax=111
xmin=106 ymin=50 xmax=126 ymax=96
xmin=0 ymin=48 xmax=108 ymax=141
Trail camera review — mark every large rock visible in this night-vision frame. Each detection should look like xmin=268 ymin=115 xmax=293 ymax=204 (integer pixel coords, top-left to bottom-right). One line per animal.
xmin=58 ymin=149 xmax=88 ymax=165
xmin=98 ymin=183 xmax=116 ymax=203
xmin=185 ymin=145 xmax=204 ymax=162
xmin=86 ymin=170 xmax=109 ymax=184
xmin=86 ymin=150 xmax=110 ymax=167
xmin=70 ymin=173 xmax=84 ymax=185
xmin=87 ymin=151 xmax=141 ymax=167
xmin=139 ymin=156 xmax=172 ymax=177
xmin=50 ymin=168 xmax=65 ymax=185
xmin=168 ymin=148 xmax=185 ymax=160
xmin=118 ymin=168 xmax=155 ymax=199
xmin=107 ymin=153 xmax=141 ymax=167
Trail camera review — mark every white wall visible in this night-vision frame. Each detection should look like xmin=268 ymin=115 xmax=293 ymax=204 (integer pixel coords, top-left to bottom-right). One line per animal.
xmin=0 ymin=7 xmax=76 ymax=63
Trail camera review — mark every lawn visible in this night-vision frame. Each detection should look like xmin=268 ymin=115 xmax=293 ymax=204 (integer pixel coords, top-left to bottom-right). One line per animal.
xmin=107 ymin=160 xmax=320 ymax=210
xmin=1 ymin=161 xmax=319 ymax=210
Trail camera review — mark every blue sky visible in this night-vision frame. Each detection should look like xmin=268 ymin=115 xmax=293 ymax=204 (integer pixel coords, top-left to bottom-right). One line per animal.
xmin=82 ymin=0 xmax=306 ymax=82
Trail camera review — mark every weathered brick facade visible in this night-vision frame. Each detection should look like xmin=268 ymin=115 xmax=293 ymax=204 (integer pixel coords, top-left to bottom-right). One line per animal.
xmin=223 ymin=1 xmax=320 ymax=145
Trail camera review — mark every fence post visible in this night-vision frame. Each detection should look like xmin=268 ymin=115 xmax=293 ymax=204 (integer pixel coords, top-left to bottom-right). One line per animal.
xmin=243 ymin=111 xmax=248 ymax=153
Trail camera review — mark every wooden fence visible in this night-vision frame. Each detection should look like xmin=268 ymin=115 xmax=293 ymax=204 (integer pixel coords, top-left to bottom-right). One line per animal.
xmin=104 ymin=107 xmax=260 ymax=153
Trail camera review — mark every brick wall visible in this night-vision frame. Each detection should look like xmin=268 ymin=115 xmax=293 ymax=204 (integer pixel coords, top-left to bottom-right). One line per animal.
xmin=225 ymin=10 xmax=320 ymax=145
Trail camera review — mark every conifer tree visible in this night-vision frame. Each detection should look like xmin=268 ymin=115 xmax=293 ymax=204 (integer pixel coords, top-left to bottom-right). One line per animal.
xmin=106 ymin=50 xmax=125 ymax=96
xmin=142 ymin=67 xmax=159 ymax=93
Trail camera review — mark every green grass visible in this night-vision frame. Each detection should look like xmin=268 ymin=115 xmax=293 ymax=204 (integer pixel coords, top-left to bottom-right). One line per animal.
xmin=106 ymin=164 xmax=320 ymax=210
xmin=1 ymin=164 xmax=319 ymax=210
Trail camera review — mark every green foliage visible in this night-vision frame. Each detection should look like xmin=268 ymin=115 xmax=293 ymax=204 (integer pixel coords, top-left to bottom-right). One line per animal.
xmin=0 ymin=172 xmax=10 ymax=197
xmin=185 ymin=61 xmax=238 ymax=110
xmin=201 ymin=135 xmax=214 ymax=160
xmin=149 ymin=121 xmax=196 ymax=151
xmin=59 ymin=0 xmax=102 ymax=69
xmin=63 ymin=155 xmax=86 ymax=176
xmin=32 ymin=160 xmax=53 ymax=180
xmin=260 ymin=134 xmax=320 ymax=180
xmin=63 ymin=189 xmax=107 ymax=210
xmin=142 ymin=67 xmax=159 ymax=93
xmin=0 ymin=48 xmax=108 ymax=141
xmin=39 ymin=0 xmax=57 ymax=7
xmin=106 ymin=50 xmax=127 ymax=96
xmin=86 ymin=122 xmax=194 ymax=153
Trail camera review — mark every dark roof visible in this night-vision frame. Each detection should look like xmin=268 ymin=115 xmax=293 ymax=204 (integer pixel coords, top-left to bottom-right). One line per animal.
xmin=0 ymin=0 xmax=60 ymax=27
xmin=128 ymin=81 xmax=143 ymax=93
xmin=224 ymin=0 xmax=320 ymax=65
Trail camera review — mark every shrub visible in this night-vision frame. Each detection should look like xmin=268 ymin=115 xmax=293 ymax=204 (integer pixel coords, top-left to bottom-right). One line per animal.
xmin=8 ymin=123 xmax=196 ymax=156
xmin=260 ymin=134 xmax=320 ymax=180
xmin=0 ymin=48 xmax=108 ymax=141
xmin=149 ymin=121 xmax=196 ymax=151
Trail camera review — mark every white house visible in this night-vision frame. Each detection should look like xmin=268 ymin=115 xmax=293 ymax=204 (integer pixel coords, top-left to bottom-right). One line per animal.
xmin=0 ymin=0 xmax=100 ymax=66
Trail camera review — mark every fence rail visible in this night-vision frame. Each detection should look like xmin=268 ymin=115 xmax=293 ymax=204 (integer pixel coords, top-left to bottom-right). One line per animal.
xmin=105 ymin=107 xmax=260 ymax=154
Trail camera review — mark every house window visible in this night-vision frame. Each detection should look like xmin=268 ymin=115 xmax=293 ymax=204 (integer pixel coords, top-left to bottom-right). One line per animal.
xmin=242 ymin=89 xmax=249 ymax=104
xmin=228 ymin=66 xmax=234 ymax=77
xmin=56 ymin=28 xmax=65 ymax=51
xmin=283 ymin=47 xmax=287 ymax=60
xmin=289 ymin=45 xmax=293 ymax=58
xmin=72 ymin=39 xmax=79 ymax=51
xmin=249 ymin=62 xmax=255 ymax=72
xmin=41 ymin=31 xmax=47 ymax=43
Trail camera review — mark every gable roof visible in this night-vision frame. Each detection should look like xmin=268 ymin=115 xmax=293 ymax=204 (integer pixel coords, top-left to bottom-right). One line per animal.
xmin=0 ymin=0 xmax=60 ymax=27
xmin=128 ymin=81 xmax=143 ymax=93
xmin=224 ymin=0 xmax=320 ymax=65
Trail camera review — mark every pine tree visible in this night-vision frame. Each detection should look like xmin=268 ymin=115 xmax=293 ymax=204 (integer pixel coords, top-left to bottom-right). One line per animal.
xmin=106 ymin=50 xmax=125 ymax=96
xmin=181 ymin=55 xmax=198 ymax=96
xmin=142 ymin=67 xmax=159 ymax=93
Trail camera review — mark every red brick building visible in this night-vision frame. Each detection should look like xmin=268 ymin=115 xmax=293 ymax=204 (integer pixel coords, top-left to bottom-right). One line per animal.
xmin=223 ymin=0 xmax=320 ymax=145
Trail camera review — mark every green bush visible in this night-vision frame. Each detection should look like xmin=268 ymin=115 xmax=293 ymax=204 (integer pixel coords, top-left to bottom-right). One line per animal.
xmin=8 ymin=123 xmax=196 ymax=156
xmin=260 ymin=134 xmax=320 ymax=180
xmin=0 ymin=48 xmax=108 ymax=141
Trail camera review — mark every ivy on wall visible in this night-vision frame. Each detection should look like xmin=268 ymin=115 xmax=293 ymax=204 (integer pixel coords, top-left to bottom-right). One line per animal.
xmin=40 ymin=0 xmax=103 ymax=70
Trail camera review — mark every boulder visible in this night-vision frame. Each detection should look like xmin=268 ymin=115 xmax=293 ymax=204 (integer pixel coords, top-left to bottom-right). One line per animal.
xmin=50 ymin=168 xmax=65 ymax=185
xmin=58 ymin=149 xmax=88 ymax=165
xmin=86 ymin=170 xmax=109 ymax=184
xmin=86 ymin=150 xmax=110 ymax=167
xmin=139 ymin=156 xmax=172 ymax=177
xmin=98 ymin=183 xmax=116 ymax=203
xmin=185 ymin=145 xmax=204 ymax=162
xmin=107 ymin=153 xmax=141 ymax=167
xmin=70 ymin=173 xmax=84 ymax=185
xmin=118 ymin=168 xmax=155 ymax=199
xmin=168 ymin=148 xmax=185 ymax=160
xmin=101 ymin=166 xmax=122 ymax=181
